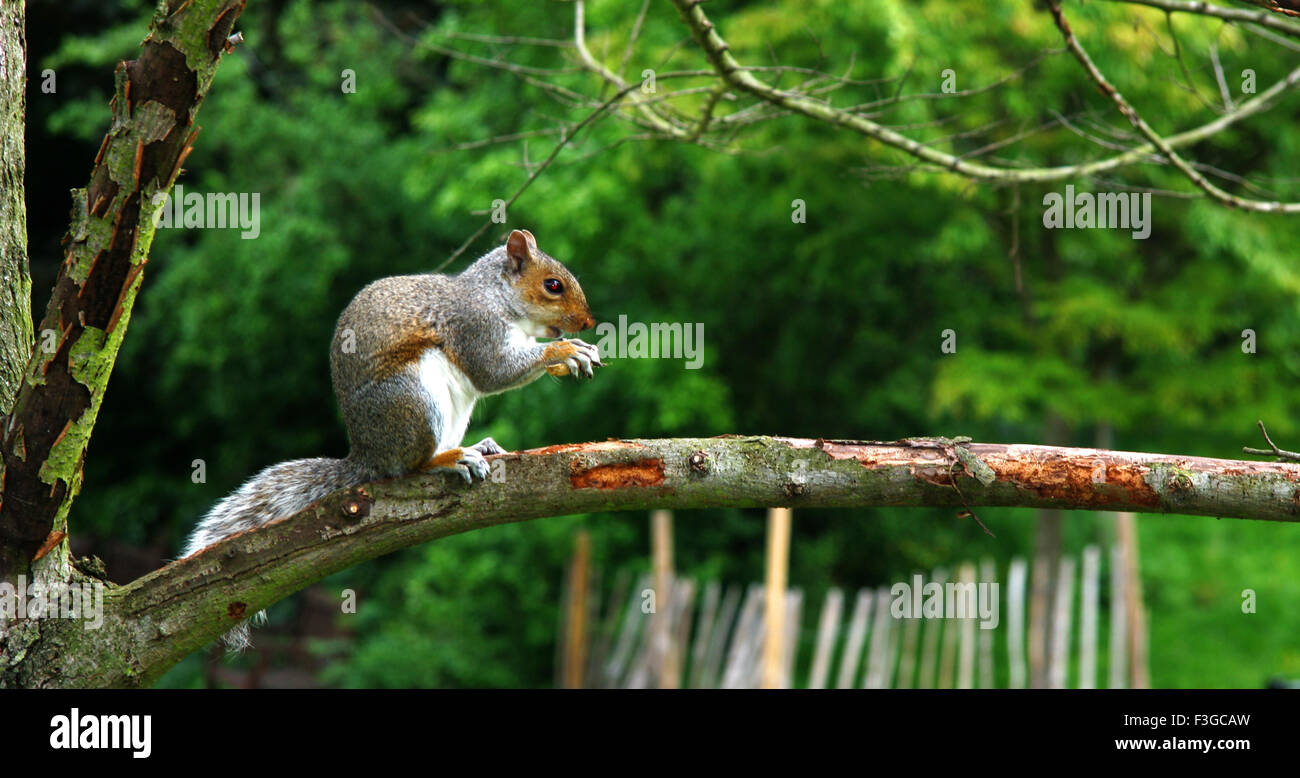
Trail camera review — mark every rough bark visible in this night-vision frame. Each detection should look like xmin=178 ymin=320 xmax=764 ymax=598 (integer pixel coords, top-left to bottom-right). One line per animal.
xmin=2 ymin=435 xmax=1297 ymax=688
xmin=0 ymin=0 xmax=31 ymax=414
xmin=0 ymin=0 xmax=246 ymax=582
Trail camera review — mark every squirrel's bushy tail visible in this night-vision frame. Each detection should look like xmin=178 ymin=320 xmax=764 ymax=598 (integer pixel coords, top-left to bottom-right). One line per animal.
xmin=183 ymin=456 xmax=370 ymax=652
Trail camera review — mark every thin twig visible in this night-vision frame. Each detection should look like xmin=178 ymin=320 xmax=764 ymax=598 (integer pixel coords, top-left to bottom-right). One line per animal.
xmin=668 ymin=0 xmax=1300 ymax=185
xmin=1046 ymin=0 xmax=1300 ymax=212
xmin=1102 ymin=0 xmax=1300 ymax=39
xmin=436 ymin=82 xmax=642 ymax=270
xmin=1243 ymin=420 xmax=1300 ymax=461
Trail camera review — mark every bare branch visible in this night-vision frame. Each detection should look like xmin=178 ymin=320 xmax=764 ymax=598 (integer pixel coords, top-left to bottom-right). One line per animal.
xmin=369 ymin=6 xmax=581 ymax=78
xmin=1105 ymin=0 xmax=1300 ymax=39
xmin=616 ymin=0 xmax=652 ymax=81
xmin=1244 ymin=420 xmax=1300 ymax=461
xmin=574 ymin=0 xmax=690 ymax=138
xmin=1163 ymin=10 xmax=1220 ymax=113
xmin=1047 ymin=0 xmax=1300 ymax=212
xmin=846 ymin=48 xmax=1063 ymax=116
xmin=437 ymin=82 xmax=643 ymax=270
xmin=667 ymin=0 xmax=1300 ymax=184
xmin=430 ymin=126 xmax=566 ymax=154
xmin=441 ymin=30 xmax=573 ymax=48
xmin=1223 ymin=0 xmax=1300 ymax=19
xmin=1209 ymin=38 xmax=1235 ymax=111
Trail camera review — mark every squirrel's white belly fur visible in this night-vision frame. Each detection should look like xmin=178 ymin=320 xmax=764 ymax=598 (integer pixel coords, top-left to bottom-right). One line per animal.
xmin=417 ymin=322 xmax=538 ymax=451
xmin=417 ymin=348 xmax=479 ymax=450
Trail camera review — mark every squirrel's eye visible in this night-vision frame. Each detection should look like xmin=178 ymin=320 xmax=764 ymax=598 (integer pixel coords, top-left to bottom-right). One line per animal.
xmin=544 ymin=278 xmax=564 ymax=294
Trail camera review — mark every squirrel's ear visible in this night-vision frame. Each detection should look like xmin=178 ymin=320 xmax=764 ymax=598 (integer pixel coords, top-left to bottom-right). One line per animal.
xmin=505 ymin=229 xmax=537 ymax=274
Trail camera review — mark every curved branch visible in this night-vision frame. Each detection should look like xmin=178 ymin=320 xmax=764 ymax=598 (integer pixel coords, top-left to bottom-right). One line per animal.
xmin=1047 ymin=0 xmax=1300 ymax=212
xmin=13 ymin=436 xmax=1298 ymax=687
xmin=573 ymin=0 xmax=690 ymax=138
xmin=1235 ymin=0 xmax=1300 ymax=18
xmin=1106 ymin=0 xmax=1300 ymax=39
xmin=667 ymin=0 xmax=1300 ymax=184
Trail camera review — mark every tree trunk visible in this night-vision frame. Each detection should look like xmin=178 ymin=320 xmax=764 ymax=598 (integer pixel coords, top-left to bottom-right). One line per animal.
xmin=0 ymin=0 xmax=30 ymax=418
xmin=0 ymin=0 xmax=246 ymax=583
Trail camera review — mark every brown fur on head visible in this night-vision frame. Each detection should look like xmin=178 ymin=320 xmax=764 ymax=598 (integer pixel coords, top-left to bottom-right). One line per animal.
xmin=505 ymin=229 xmax=595 ymax=336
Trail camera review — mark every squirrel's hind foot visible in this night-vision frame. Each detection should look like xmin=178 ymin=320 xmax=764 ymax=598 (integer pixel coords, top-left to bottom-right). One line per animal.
xmin=422 ymin=446 xmax=491 ymax=483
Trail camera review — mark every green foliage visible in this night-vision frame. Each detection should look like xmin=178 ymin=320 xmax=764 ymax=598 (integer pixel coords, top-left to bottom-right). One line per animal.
xmin=34 ymin=0 xmax=1300 ymax=687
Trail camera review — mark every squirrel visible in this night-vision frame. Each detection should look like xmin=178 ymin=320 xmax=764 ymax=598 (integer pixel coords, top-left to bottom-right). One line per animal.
xmin=181 ymin=229 xmax=602 ymax=650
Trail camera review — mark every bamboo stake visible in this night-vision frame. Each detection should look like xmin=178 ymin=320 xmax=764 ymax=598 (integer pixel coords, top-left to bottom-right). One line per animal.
xmin=835 ymin=588 xmax=873 ymax=689
xmin=918 ymin=567 xmax=948 ymax=689
xmin=672 ymin=578 xmax=697 ymax=686
xmin=864 ymin=586 xmax=893 ymax=688
xmin=722 ymin=585 xmax=763 ymax=688
xmin=957 ymin=563 xmax=976 ymax=690
xmin=781 ymin=588 xmax=802 ymax=688
xmin=590 ymin=568 xmax=629 ymax=688
xmin=762 ymin=507 xmax=792 ymax=689
xmin=1108 ymin=543 xmax=1129 ymax=689
xmin=700 ymin=584 xmax=742 ymax=688
xmin=895 ymin=593 xmax=921 ymax=689
xmin=651 ymin=510 xmax=677 ymax=688
xmin=561 ymin=530 xmax=591 ymax=688
xmin=607 ymin=573 xmax=651 ymax=688
xmin=939 ymin=569 xmax=960 ymax=689
xmin=1007 ymin=557 xmax=1028 ymax=689
xmin=978 ymin=558 xmax=996 ymax=689
xmin=1049 ymin=555 xmax=1076 ymax=689
xmin=808 ymin=587 xmax=844 ymax=689
xmin=1079 ymin=545 xmax=1100 ymax=689
xmin=688 ymin=581 xmax=722 ymax=688
xmin=1117 ymin=512 xmax=1149 ymax=688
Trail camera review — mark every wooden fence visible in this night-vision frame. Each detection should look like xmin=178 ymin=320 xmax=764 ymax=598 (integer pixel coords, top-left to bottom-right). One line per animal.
xmin=558 ymin=542 xmax=1148 ymax=689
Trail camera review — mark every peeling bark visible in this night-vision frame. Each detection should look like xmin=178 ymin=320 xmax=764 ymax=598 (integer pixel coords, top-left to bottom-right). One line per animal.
xmin=0 ymin=0 xmax=246 ymax=581
xmin=3 ymin=436 xmax=1297 ymax=688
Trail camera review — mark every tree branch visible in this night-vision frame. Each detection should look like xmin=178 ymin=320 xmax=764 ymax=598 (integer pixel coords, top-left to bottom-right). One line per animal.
xmin=7 ymin=436 xmax=1298 ymax=687
xmin=1046 ymin=0 xmax=1300 ymax=212
xmin=666 ymin=0 xmax=1300 ymax=185
xmin=1243 ymin=420 xmax=1300 ymax=461
xmin=1234 ymin=0 xmax=1300 ymax=18
xmin=1105 ymin=0 xmax=1300 ymax=41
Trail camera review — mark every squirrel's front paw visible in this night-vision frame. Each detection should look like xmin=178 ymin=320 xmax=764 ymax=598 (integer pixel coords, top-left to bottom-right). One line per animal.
xmin=543 ymin=338 xmax=603 ymax=379
xmin=423 ymin=446 xmax=491 ymax=483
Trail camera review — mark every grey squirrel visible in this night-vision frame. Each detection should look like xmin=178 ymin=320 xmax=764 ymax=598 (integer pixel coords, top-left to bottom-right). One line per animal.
xmin=182 ymin=229 xmax=602 ymax=650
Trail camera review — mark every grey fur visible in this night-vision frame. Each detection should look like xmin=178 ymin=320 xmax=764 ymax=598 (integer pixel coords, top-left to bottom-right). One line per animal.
xmin=182 ymin=236 xmax=596 ymax=652
xmin=182 ymin=456 xmax=374 ymax=651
